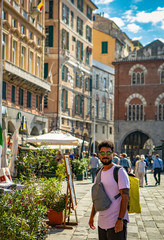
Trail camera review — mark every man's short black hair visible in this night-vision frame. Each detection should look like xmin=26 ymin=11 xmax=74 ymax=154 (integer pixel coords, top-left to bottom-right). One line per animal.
xmin=98 ymin=140 xmax=114 ymax=152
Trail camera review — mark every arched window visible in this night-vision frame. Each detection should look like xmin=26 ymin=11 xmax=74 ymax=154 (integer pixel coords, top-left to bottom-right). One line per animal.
xmin=161 ymin=71 xmax=164 ymax=84
xmin=127 ymin=104 xmax=144 ymax=121
xmin=157 ymin=104 xmax=164 ymax=120
xmin=131 ymin=71 xmax=144 ymax=85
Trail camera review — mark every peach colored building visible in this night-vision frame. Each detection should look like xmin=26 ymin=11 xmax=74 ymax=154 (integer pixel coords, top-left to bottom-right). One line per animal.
xmin=0 ymin=0 xmax=50 ymax=138
xmin=44 ymin=0 xmax=97 ymax=142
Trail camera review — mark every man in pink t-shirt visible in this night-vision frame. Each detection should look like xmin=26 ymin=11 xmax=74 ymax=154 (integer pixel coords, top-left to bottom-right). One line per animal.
xmin=89 ymin=140 xmax=129 ymax=240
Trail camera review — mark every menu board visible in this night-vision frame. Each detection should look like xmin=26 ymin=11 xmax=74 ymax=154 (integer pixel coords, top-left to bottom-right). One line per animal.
xmin=64 ymin=155 xmax=77 ymax=210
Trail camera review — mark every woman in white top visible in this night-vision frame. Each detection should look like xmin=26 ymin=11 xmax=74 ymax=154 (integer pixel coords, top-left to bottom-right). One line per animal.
xmin=135 ymin=155 xmax=146 ymax=187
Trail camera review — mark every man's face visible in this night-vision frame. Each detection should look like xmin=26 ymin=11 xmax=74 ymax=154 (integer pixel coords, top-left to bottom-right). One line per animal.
xmin=98 ymin=147 xmax=113 ymax=166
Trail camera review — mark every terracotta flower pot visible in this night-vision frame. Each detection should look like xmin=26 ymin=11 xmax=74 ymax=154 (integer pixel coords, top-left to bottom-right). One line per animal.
xmin=47 ymin=209 xmax=63 ymax=225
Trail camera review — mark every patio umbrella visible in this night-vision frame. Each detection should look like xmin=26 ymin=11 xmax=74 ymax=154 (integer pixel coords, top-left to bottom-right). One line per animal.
xmin=27 ymin=130 xmax=81 ymax=146
xmin=1 ymin=129 xmax=8 ymax=167
xmin=9 ymin=130 xmax=18 ymax=177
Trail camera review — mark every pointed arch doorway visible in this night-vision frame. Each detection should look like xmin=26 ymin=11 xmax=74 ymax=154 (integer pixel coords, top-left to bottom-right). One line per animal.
xmin=122 ymin=131 xmax=153 ymax=160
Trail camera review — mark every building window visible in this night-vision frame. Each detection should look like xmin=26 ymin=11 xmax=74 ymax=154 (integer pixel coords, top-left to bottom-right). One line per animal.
xmin=12 ymin=40 xmax=17 ymax=64
xmin=86 ymin=25 xmax=92 ymax=42
xmin=37 ymin=38 xmax=40 ymax=45
xmin=44 ymin=95 xmax=48 ymax=109
xmin=11 ymin=85 xmax=15 ymax=103
xmin=127 ymin=104 xmax=144 ymax=121
xmin=71 ymin=11 xmax=74 ymax=29
xmin=75 ymin=95 xmax=83 ymax=114
xmin=110 ymin=80 xmax=113 ymax=93
xmin=49 ymin=1 xmax=53 ymax=19
xmin=21 ymin=46 xmax=26 ymax=69
xmin=2 ymin=10 xmax=7 ymax=20
xmin=96 ymin=74 xmax=99 ymax=89
xmin=77 ymin=17 xmax=83 ymax=36
xmin=86 ymin=47 xmax=91 ymax=65
xmin=77 ymin=0 xmax=83 ymax=12
xmin=109 ymin=127 xmax=112 ymax=134
xmin=2 ymin=81 xmax=6 ymax=100
xmin=86 ymin=5 xmax=92 ymax=20
xmin=37 ymin=57 xmax=40 ymax=77
xmin=132 ymin=71 xmax=144 ymax=85
xmin=2 ymin=33 xmax=7 ymax=60
xmin=104 ymin=78 xmax=107 ymax=89
xmin=61 ymin=89 xmax=68 ymax=110
xmin=161 ymin=71 xmax=164 ymax=84
xmin=102 ymin=126 xmax=105 ymax=134
xmin=62 ymin=65 xmax=69 ymax=82
xmin=102 ymin=102 xmax=106 ymax=119
xmin=109 ymin=103 xmax=112 ymax=120
xmin=29 ymin=52 xmax=33 ymax=73
xmin=12 ymin=18 xmax=17 ymax=28
xmin=27 ymin=91 xmax=32 ymax=108
xmin=95 ymin=124 xmax=97 ymax=133
xmin=39 ymin=95 xmax=42 ymax=111
xmin=157 ymin=104 xmax=164 ymax=120
xmin=29 ymin=31 xmax=33 ymax=39
xmin=76 ymin=40 xmax=83 ymax=61
xmin=71 ymin=0 xmax=74 ymax=4
xmin=44 ymin=63 xmax=48 ymax=79
xmin=61 ymin=29 xmax=69 ymax=50
xmin=36 ymin=95 xmax=38 ymax=109
xmin=45 ymin=26 xmax=53 ymax=47
xmin=95 ymin=100 xmax=99 ymax=118
xmin=102 ymin=42 xmax=108 ymax=54
xmin=19 ymin=88 xmax=24 ymax=106
xmin=85 ymin=78 xmax=89 ymax=91
xmin=21 ymin=25 xmax=25 ymax=34
xmin=62 ymin=3 xmax=69 ymax=25
xmin=87 ymin=98 xmax=90 ymax=116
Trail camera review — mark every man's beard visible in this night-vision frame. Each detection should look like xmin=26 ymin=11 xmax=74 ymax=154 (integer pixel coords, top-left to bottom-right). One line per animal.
xmin=101 ymin=158 xmax=112 ymax=165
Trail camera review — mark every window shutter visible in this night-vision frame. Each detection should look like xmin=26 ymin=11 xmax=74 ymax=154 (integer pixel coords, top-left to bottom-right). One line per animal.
xmin=76 ymin=40 xmax=79 ymax=59
xmin=80 ymin=96 xmax=83 ymax=114
xmin=81 ymin=42 xmax=83 ymax=61
xmin=62 ymin=65 xmax=65 ymax=80
xmin=11 ymin=85 xmax=15 ymax=103
xmin=75 ymin=95 xmax=78 ymax=113
xmin=66 ymin=91 xmax=68 ymax=110
xmin=66 ymin=67 xmax=69 ymax=82
xmin=48 ymin=26 xmax=53 ymax=47
xmin=90 ymin=77 xmax=92 ymax=92
xmin=67 ymin=6 xmax=69 ymax=25
xmin=76 ymin=72 xmax=79 ymax=87
xmin=49 ymin=1 xmax=53 ymax=19
xmin=61 ymin=89 xmax=64 ymax=109
xmin=62 ymin=29 xmax=65 ymax=49
xmin=2 ymin=81 xmax=6 ymax=100
xmin=67 ymin=32 xmax=69 ymax=50
xmin=44 ymin=63 xmax=48 ymax=79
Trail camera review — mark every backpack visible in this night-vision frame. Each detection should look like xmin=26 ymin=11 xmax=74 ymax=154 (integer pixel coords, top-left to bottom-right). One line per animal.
xmin=114 ymin=166 xmax=141 ymax=214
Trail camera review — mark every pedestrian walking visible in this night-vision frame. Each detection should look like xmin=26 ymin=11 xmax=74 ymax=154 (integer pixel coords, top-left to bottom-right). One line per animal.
xmin=89 ymin=140 xmax=129 ymax=240
xmin=144 ymin=155 xmax=149 ymax=185
xmin=120 ymin=153 xmax=131 ymax=173
xmin=112 ymin=153 xmax=120 ymax=165
xmin=135 ymin=155 xmax=146 ymax=187
xmin=89 ymin=153 xmax=100 ymax=183
xmin=152 ymin=154 xmax=163 ymax=185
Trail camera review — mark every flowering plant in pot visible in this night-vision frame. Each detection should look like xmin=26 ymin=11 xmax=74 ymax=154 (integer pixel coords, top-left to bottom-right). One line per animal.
xmin=39 ymin=178 xmax=67 ymax=225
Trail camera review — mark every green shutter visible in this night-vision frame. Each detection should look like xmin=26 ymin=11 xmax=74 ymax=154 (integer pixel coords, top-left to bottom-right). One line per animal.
xmin=102 ymin=42 xmax=108 ymax=54
xmin=66 ymin=91 xmax=68 ymax=110
xmin=76 ymin=73 xmax=79 ymax=87
xmin=81 ymin=42 xmax=83 ymax=61
xmin=2 ymin=81 xmax=6 ymax=100
xmin=75 ymin=95 xmax=78 ymax=113
xmin=49 ymin=26 xmax=53 ymax=47
xmin=62 ymin=29 xmax=65 ymax=49
xmin=80 ymin=96 xmax=83 ymax=114
xmin=44 ymin=63 xmax=48 ymax=79
xmin=76 ymin=40 xmax=79 ymax=59
xmin=67 ymin=32 xmax=69 ymax=50
xmin=62 ymin=65 xmax=65 ymax=80
xmin=61 ymin=90 xmax=64 ymax=109
xmin=66 ymin=67 xmax=69 ymax=82
xmin=90 ymin=77 xmax=92 ymax=92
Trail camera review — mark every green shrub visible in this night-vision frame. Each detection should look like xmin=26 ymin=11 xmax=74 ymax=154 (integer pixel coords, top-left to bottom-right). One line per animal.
xmin=0 ymin=185 xmax=47 ymax=240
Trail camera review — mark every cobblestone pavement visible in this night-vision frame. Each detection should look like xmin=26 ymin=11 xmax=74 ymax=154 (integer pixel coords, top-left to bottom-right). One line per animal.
xmin=46 ymin=170 xmax=164 ymax=240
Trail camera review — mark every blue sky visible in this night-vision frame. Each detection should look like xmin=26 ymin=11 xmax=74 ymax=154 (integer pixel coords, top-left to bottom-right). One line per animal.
xmin=93 ymin=0 xmax=164 ymax=46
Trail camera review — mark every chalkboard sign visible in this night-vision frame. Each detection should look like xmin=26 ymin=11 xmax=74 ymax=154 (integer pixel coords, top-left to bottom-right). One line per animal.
xmin=64 ymin=155 xmax=77 ymax=210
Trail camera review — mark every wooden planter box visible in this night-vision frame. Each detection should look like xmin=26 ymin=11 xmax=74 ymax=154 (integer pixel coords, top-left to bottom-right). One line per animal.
xmin=47 ymin=209 xmax=63 ymax=225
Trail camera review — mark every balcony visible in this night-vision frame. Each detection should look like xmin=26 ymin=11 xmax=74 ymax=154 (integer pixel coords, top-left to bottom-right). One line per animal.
xmin=37 ymin=23 xmax=43 ymax=33
xmin=13 ymin=0 xmax=20 ymax=13
xmin=60 ymin=49 xmax=70 ymax=66
xmin=3 ymin=61 xmax=51 ymax=92
xmin=21 ymin=9 xmax=28 ymax=20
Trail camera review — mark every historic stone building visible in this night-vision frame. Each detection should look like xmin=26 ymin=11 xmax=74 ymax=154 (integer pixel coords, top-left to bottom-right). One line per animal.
xmin=114 ymin=40 xmax=164 ymax=159
xmin=1 ymin=0 xmax=50 ymax=138
xmin=44 ymin=0 xmax=97 ymax=143
xmin=92 ymin=59 xmax=114 ymax=152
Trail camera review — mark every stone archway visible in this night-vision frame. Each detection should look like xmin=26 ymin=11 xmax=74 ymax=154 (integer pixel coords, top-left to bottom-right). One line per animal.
xmin=30 ymin=126 xmax=39 ymax=136
xmin=121 ymin=131 xmax=153 ymax=160
xmin=8 ymin=121 xmax=15 ymax=135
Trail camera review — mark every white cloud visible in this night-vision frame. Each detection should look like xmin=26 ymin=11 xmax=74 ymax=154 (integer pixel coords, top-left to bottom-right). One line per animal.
xmin=161 ymin=21 xmax=164 ymax=30
xmin=104 ymin=13 xmax=110 ymax=18
xmin=126 ymin=23 xmax=141 ymax=33
xmin=94 ymin=0 xmax=114 ymax=4
xmin=132 ymin=36 xmax=142 ymax=41
xmin=110 ymin=17 xmax=125 ymax=27
xmin=124 ymin=7 xmax=164 ymax=26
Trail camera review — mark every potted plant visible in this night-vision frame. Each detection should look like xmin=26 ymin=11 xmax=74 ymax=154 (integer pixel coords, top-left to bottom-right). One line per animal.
xmin=72 ymin=159 xmax=86 ymax=180
xmin=39 ymin=178 xmax=67 ymax=225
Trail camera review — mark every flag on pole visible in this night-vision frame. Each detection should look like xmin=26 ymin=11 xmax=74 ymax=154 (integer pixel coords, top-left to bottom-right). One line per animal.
xmin=0 ymin=125 xmax=3 ymax=147
xmin=37 ymin=1 xmax=43 ymax=11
